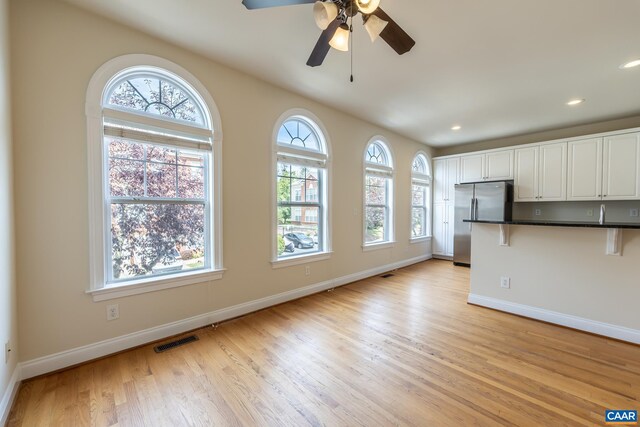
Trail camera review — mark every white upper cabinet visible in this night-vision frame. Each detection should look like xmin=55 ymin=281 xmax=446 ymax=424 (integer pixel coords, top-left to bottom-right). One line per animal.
xmin=538 ymin=142 xmax=567 ymax=201
xmin=460 ymin=154 xmax=484 ymax=183
xmin=514 ymin=146 xmax=538 ymax=201
xmin=514 ymin=142 xmax=566 ymax=202
xmin=485 ymin=150 xmax=514 ymax=180
xmin=568 ymin=133 xmax=640 ymax=201
xmin=460 ymin=150 xmax=513 ymax=183
xmin=434 ymin=157 xmax=459 ymax=203
xmin=602 ymin=133 xmax=640 ymax=200
xmin=567 ymin=137 xmax=603 ymax=200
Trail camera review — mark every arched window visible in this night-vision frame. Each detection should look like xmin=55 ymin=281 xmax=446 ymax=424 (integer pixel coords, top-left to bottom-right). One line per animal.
xmin=273 ymin=111 xmax=330 ymax=265
xmin=364 ymin=138 xmax=394 ymax=247
xmin=411 ymin=152 xmax=431 ymax=239
xmin=86 ymin=55 xmax=223 ymax=299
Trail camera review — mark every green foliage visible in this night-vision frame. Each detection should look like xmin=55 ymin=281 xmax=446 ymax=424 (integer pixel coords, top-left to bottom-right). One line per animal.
xmin=277 ymin=234 xmax=286 ymax=255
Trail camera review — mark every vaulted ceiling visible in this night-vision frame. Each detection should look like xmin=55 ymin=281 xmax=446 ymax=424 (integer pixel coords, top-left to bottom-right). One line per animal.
xmin=62 ymin=0 xmax=640 ymax=147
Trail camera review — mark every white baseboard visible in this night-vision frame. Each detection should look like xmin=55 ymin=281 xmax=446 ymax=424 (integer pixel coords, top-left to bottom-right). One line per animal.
xmin=468 ymin=293 xmax=640 ymax=345
xmin=0 ymin=365 xmax=22 ymax=426
xmin=20 ymin=254 xmax=432 ymax=380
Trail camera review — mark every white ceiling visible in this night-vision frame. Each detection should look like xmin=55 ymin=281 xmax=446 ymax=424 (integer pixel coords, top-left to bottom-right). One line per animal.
xmin=62 ymin=0 xmax=640 ymax=147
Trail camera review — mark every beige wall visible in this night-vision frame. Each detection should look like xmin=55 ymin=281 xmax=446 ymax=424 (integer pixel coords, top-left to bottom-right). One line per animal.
xmin=435 ymin=115 xmax=640 ymax=157
xmin=470 ymin=223 xmax=640 ymax=331
xmin=0 ymin=0 xmax=18 ymax=410
xmin=10 ymin=0 xmax=433 ymax=362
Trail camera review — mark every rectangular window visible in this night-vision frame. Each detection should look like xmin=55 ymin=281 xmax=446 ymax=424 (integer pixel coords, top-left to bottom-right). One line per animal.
xmin=107 ymin=137 xmax=209 ymax=283
xmin=277 ymin=162 xmax=322 ymax=258
xmin=411 ymin=183 xmax=428 ymax=238
xmin=365 ymin=175 xmax=390 ymax=243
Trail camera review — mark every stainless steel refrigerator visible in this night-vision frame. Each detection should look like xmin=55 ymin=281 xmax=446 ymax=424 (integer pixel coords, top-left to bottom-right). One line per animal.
xmin=453 ymin=180 xmax=513 ymax=266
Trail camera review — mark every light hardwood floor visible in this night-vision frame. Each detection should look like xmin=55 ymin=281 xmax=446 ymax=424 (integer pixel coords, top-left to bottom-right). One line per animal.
xmin=7 ymin=259 xmax=640 ymax=426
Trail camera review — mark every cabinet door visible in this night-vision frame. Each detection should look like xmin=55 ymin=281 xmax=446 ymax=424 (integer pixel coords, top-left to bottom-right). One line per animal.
xmin=433 ymin=159 xmax=447 ymax=203
xmin=432 ymin=203 xmax=447 ymax=255
xmin=445 ymin=203 xmax=455 ymax=256
xmin=445 ymin=157 xmax=459 ymax=201
xmin=538 ymin=142 xmax=567 ymax=201
xmin=460 ymin=154 xmax=484 ymax=183
xmin=514 ymin=146 xmax=538 ymax=202
xmin=602 ymin=133 xmax=640 ymax=200
xmin=567 ymin=137 xmax=602 ymax=200
xmin=485 ymin=150 xmax=514 ymax=180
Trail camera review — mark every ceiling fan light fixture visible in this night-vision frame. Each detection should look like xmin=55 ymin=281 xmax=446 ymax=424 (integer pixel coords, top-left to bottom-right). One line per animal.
xmin=313 ymin=1 xmax=338 ymax=30
xmin=329 ymin=23 xmax=350 ymax=52
xmin=363 ymin=14 xmax=388 ymax=42
xmin=356 ymin=0 xmax=380 ymax=14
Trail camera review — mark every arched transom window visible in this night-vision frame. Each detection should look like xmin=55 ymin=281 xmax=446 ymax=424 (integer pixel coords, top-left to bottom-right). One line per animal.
xmin=364 ymin=139 xmax=394 ymax=246
xmin=274 ymin=114 xmax=330 ymax=264
xmin=87 ymin=58 xmax=224 ymax=297
xmin=411 ymin=153 xmax=431 ymax=239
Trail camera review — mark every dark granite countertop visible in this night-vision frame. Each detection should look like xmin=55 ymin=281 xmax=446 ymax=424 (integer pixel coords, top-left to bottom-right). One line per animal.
xmin=463 ymin=219 xmax=640 ymax=229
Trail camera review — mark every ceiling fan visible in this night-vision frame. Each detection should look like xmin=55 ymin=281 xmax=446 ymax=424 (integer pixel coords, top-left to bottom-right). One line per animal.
xmin=241 ymin=0 xmax=416 ymax=67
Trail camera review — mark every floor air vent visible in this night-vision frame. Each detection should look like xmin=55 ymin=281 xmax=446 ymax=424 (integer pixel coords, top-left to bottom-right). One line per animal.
xmin=154 ymin=335 xmax=199 ymax=353
xmin=381 ymin=273 xmax=394 ymax=278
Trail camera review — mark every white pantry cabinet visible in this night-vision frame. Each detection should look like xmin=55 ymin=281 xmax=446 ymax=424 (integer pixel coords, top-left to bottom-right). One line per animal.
xmin=460 ymin=149 xmax=513 ymax=183
xmin=433 ymin=158 xmax=458 ymax=257
xmin=432 ymin=202 xmax=454 ymax=257
xmin=514 ymin=142 xmax=567 ymax=202
xmin=433 ymin=157 xmax=459 ymax=203
xmin=567 ymin=133 xmax=640 ymax=200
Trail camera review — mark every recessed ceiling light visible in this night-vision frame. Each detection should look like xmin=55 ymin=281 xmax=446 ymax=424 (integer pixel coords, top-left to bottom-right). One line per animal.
xmin=566 ymin=99 xmax=585 ymax=106
xmin=451 ymin=125 xmax=461 ymax=131
xmin=621 ymin=59 xmax=640 ymax=69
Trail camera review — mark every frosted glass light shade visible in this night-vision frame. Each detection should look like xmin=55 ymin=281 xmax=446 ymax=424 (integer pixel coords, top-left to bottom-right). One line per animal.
xmin=313 ymin=1 xmax=339 ymax=30
xmin=356 ymin=0 xmax=380 ymax=14
xmin=329 ymin=24 xmax=349 ymax=52
xmin=364 ymin=14 xmax=388 ymax=42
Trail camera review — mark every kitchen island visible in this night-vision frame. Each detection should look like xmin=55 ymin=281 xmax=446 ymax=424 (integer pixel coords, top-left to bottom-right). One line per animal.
xmin=464 ymin=221 xmax=640 ymax=344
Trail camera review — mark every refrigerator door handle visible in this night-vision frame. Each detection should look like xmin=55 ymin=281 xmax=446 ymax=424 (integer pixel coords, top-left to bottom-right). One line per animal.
xmin=469 ymin=198 xmax=475 ymax=231
xmin=474 ymin=197 xmax=479 ymax=220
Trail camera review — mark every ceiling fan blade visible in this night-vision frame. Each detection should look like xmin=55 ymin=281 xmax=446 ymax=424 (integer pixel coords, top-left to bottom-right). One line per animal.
xmin=306 ymin=19 xmax=341 ymax=67
xmin=242 ymin=0 xmax=315 ymax=10
xmin=368 ymin=7 xmax=415 ymax=55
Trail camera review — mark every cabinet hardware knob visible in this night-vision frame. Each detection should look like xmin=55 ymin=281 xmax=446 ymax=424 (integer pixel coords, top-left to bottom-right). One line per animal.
xmin=603 ymin=195 xmax=607 ymax=197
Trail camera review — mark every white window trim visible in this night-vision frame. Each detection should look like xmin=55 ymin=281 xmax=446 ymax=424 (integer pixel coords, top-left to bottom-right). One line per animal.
xmin=271 ymin=108 xmax=332 ymax=267
xmin=363 ymin=136 xmax=395 ymax=249
xmin=86 ymin=54 xmax=224 ymax=299
xmin=410 ymin=151 xmax=432 ymax=241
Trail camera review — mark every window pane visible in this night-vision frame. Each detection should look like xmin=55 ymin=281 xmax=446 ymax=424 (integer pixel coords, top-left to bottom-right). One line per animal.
xmin=109 ymin=159 xmax=144 ymax=197
xmin=277 ymin=207 xmax=320 ymax=258
xmin=110 ymin=203 xmax=205 ymax=281
xmin=178 ymin=165 xmax=204 ymax=199
xmin=366 ymin=142 xmax=387 ymax=165
xmin=412 ymin=184 xmax=426 ymax=206
xmin=147 ymin=145 xmax=176 ymax=164
xmin=108 ymin=138 xmax=144 ymax=160
xmin=412 ymin=208 xmax=425 ymax=237
xmin=366 ymin=176 xmax=387 ymax=205
xmin=107 ymin=76 xmax=204 ymax=125
xmin=147 ymin=162 xmax=177 ymax=198
xmin=277 ymin=119 xmax=321 ymax=152
xmin=365 ymin=207 xmax=385 ymax=243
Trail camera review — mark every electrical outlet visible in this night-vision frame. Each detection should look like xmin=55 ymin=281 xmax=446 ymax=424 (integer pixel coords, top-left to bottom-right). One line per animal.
xmin=500 ymin=276 xmax=511 ymax=289
xmin=4 ymin=341 xmax=10 ymax=364
xmin=107 ymin=304 xmax=119 ymax=321
xmin=305 ymin=266 xmax=310 ymax=276
xmin=534 ymin=209 xmax=542 ymax=216
xmin=586 ymin=209 xmax=594 ymax=217
xmin=630 ymin=209 xmax=639 ymax=217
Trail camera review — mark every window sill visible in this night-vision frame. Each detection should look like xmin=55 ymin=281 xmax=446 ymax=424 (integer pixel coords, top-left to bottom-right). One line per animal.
xmin=410 ymin=236 xmax=432 ymax=244
xmin=87 ymin=268 xmax=226 ymax=302
xmin=271 ymin=252 xmax=332 ymax=269
xmin=362 ymin=241 xmax=396 ymax=252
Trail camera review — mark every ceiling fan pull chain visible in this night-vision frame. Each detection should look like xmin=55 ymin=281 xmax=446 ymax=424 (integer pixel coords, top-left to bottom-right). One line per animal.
xmin=349 ymin=18 xmax=354 ymax=82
